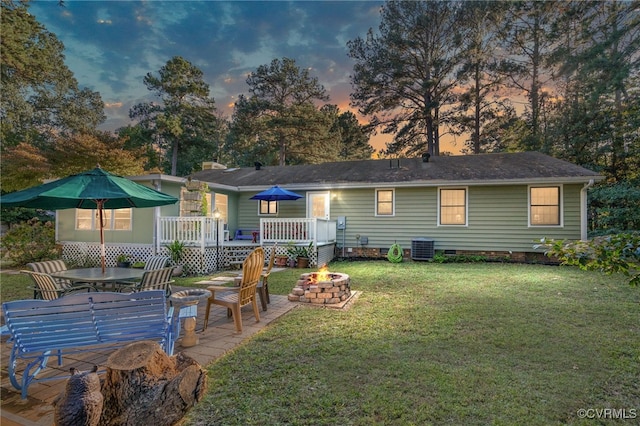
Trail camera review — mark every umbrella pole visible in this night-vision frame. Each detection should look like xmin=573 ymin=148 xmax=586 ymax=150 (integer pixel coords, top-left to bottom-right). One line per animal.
xmin=98 ymin=201 xmax=106 ymax=273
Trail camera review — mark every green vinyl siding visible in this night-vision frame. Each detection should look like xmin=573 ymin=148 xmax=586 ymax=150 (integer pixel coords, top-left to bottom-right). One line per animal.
xmin=329 ymin=184 xmax=583 ymax=253
xmin=57 ymin=181 xmax=183 ymax=245
xmin=57 ymin=203 xmax=177 ymax=245
xmin=53 ymin=168 xmax=589 ymax=256
xmin=236 ymin=192 xmax=307 ymax=231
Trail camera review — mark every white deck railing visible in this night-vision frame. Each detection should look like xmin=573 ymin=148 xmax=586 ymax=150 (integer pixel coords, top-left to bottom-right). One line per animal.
xmin=260 ymin=218 xmax=336 ymax=244
xmin=158 ymin=217 xmax=220 ymax=251
xmin=157 ymin=217 xmax=336 ymax=251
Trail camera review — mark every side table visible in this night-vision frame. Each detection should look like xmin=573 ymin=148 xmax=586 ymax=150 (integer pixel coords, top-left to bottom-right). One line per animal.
xmin=169 ymin=289 xmax=211 ymax=347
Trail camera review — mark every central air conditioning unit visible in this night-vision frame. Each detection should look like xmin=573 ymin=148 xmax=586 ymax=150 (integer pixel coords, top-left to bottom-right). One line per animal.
xmin=411 ymin=238 xmax=435 ymax=261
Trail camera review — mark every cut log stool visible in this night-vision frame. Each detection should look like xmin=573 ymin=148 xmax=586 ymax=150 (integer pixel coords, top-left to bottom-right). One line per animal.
xmin=99 ymin=340 xmax=207 ymax=426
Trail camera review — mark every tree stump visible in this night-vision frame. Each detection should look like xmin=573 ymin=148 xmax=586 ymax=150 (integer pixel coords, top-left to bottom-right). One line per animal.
xmin=53 ymin=366 xmax=103 ymax=426
xmin=99 ymin=341 xmax=207 ymax=426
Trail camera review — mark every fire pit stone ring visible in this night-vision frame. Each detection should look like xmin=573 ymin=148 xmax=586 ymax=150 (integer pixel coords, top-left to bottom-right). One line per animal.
xmin=288 ymin=269 xmax=351 ymax=305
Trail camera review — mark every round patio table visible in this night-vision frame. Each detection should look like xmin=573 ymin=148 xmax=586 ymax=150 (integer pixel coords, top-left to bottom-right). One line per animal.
xmin=51 ymin=267 xmax=146 ymax=289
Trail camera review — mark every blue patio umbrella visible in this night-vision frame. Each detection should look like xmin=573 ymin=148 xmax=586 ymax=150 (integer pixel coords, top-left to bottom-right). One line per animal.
xmin=250 ymin=185 xmax=303 ymax=201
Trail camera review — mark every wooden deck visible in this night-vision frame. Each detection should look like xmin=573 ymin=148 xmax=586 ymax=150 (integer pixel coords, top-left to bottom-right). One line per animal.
xmin=0 ymin=280 xmax=297 ymax=425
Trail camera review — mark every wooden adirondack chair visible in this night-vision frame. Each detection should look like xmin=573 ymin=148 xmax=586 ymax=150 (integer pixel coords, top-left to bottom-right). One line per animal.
xmin=203 ymin=247 xmax=264 ymax=333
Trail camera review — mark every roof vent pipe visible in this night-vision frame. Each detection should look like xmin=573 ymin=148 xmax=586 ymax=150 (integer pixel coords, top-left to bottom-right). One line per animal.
xmin=254 ymin=161 xmax=262 ymax=170
xmin=422 ymin=153 xmax=431 ymax=163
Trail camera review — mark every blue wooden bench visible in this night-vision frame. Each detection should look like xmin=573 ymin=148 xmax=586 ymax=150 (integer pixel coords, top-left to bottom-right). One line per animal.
xmin=2 ymin=290 xmax=175 ymax=399
xmin=234 ymin=229 xmax=259 ymax=241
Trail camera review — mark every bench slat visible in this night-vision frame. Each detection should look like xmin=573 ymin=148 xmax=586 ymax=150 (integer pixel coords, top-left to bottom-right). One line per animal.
xmin=2 ymin=290 xmax=174 ymax=399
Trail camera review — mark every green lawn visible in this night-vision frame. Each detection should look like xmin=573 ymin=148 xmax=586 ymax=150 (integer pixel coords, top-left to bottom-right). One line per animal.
xmin=2 ymin=262 xmax=638 ymax=425
xmin=184 ymin=262 xmax=639 ymax=426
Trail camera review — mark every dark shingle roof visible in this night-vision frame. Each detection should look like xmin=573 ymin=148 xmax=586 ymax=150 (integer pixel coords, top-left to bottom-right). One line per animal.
xmin=190 ymin=152 xmax=601 ymax=189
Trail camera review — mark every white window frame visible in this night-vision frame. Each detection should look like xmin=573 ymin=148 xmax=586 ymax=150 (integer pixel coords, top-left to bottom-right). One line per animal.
xmin=75 ymin=208 xmax=132 ymax=231
xmin=258 ymin=200 xmax=278 ymax=215
xmin=438 ymin=187 xmax=468 ymax=226
xmin=528 ymin=185 xmax=563 ymax=227
xmin=375 ymin=188 xmax=395 ymax=217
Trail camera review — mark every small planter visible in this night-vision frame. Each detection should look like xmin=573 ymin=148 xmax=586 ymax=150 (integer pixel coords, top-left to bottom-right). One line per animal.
xmin=296 ymin=257 xmax=309 ymax=268
xmin=116 ymin=261 xmax=131 ymax=268
xmin=172 ymin=264 xmax=184 ymax=276
xmin=275 ymin=255 xmax=288 ymax=267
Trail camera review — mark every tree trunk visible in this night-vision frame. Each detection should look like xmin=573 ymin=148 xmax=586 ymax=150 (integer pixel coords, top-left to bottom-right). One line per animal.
xmin=53 ymin=366 xmax=103 ymax=426
xmin=171 ymin=141 xmax=179 ymax=176
xmin=99 ymin=341 xmax=207 ymax=426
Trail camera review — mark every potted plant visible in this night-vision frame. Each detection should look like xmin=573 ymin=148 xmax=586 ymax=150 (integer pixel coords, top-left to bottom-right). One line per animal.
xmin=116 ymin=253 xmax=131 ymax=268
xmin=131 ymin=261 xmax=146 ymax=269
xmin=166 ymin=240 xmax=186 ymax=276
xmin=287 ymin=241 xmax=313 ymax=268
xmin=275 ymin=253 xmax=289 ymax=267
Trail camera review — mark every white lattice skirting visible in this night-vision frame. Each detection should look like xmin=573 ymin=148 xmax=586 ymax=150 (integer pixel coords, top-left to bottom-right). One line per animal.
xmin=60 ymin=242 xmax=331 ymax=275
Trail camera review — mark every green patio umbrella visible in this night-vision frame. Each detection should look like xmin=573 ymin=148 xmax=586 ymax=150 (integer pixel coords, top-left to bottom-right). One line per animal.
xmin=0 ymin=166 xmax=179 ymax=272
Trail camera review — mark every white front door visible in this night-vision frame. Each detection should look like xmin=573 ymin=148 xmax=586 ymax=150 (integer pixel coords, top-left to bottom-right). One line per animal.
xmin=307 ymin=191 xmax=330 ymax=219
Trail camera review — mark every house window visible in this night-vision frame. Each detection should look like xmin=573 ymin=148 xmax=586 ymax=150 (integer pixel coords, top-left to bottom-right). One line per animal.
xmin=439 ymin=188 xmax=467 ymax=225
xmin=530 ymin=186 xmax=561 ymax=226
xmin=75 ymin=208 xmax=132 ymax=230
xmin=214 ymin=193 xmax=228 ymax=221
xmin=259 ymin=200 xmax=278 ymax=215
xmin=376 ymin=189 xmax=394 ymax=216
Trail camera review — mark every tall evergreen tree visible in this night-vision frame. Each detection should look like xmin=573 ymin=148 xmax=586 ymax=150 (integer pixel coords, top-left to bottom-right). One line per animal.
xmin=452 ymin=1 xmax=510 ymax=154
xmin=497 ymin=1 xmax=559 ymax=152
xmin=348 ymin=0 xmax=464 ymax=157
xmin=129 ymin=56 xmax=219 ymax=176
xmin=228 ymin=57 xmax=330 ymax=166
xmin=322 ymin=106 xmax=375 ymax=160
xmin=0 ymin=1 xmax=105 ymax=148
xmin=548 ymin=0 xmax=640 ymax=181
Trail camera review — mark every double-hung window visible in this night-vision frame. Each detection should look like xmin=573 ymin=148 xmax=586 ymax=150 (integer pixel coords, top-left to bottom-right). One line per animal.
xmin=259 ymin=200 xmax=278 ymax=215
xmin=529 ymin=186 xmax=561 ymax=226
xmin=439 ymin=188 xmax=467 ymax=225
xmin=375 ymin=189 xmax=394 ymax=216
xmin=76 ymin=208 xmax=132 ymax=230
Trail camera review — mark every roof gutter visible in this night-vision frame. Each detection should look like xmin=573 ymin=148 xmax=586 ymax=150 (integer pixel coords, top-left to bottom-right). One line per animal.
xmin=239 ymin=176 xmax=605 ymax=192
xmin=128 ymin=174 xmax=239 ymax=192
xmin=580 ymin=179 xmax=595 ymax=241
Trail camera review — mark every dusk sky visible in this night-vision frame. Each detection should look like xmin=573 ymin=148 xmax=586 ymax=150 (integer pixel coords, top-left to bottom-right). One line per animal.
xmin=29 ymin=0 xmax=401 ymax=152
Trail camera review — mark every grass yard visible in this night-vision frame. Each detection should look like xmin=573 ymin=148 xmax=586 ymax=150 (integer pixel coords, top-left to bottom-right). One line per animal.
xmin=1 ymin=262 xmax=638 ymax=424
xmin=183 ymin=262 xmax=639 ymax=426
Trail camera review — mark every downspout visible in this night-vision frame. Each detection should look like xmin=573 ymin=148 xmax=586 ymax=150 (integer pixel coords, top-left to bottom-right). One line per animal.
xmin=580 ymin=179 xmax=595 ymax=241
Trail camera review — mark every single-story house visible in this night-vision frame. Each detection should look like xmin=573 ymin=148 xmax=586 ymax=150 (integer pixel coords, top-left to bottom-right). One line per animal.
xmin=55 ymin=151 xmax=603 ymax=273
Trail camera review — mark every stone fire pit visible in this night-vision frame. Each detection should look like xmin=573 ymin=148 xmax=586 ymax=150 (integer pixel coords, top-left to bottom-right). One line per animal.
xmin=288 ymin=271 xmax=351 ymax=305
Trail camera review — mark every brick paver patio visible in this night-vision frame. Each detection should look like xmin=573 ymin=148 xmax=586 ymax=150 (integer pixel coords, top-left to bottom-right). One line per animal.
xmin=1 ymin=285 xmax=297 ymax=426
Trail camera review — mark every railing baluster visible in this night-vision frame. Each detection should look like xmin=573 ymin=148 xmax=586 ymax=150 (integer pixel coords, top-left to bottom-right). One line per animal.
xmin=159 ymin=216 xmax=336 ymax=248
